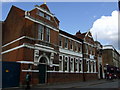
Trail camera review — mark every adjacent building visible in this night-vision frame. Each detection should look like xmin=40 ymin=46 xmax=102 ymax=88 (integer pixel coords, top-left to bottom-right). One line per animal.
xmin=102 ymin=45 xmax=120 ymax=78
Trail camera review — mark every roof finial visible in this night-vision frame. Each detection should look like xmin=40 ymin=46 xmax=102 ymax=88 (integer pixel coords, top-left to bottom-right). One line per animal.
xmin=44 ymin=0 xmax=46 ymax=4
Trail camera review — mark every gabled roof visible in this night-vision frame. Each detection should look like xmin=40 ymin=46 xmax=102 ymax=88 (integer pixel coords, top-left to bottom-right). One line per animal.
xmin=39 ymin=4 xmax=51 ymax=13
xmin=4 ymin=5 xmax=25 ymax=22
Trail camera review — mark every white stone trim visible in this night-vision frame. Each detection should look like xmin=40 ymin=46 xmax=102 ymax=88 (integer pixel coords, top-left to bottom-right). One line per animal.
xmin=35 ymin=5 xmax=54 ymax=17
xmin=52 ymin=64 xmax=59 ymax=67
xmin=84 ymin=41 xmax=95 ymax=47
xmin=46 ymin=71 xmax=83 ymax=73
xmin=17 ymin=61 xmax=34 ymax=64
xmin=22 ymin=70 xmax=39 ymax=72
xmin=35 ymin=44 xmax=54 ymax=50
xmin=25 ymin=15 xmax=59 ymax=32
xmin=84 ymin=72 xmax=98 ymax=73
xmin=1 ymin=43 xmax=56 ymax=55
xmin=2 ymin=36 xmax=26 ymax=48
xmin=59 ymin=48 xmax=83 ymax=57
xmin=1 ymin=44 xmax=25 ymax=54
xmin=2 ymin=36 xmax=34 ymax=48
xmin=59 ymin=34 xmax=82 ymax=44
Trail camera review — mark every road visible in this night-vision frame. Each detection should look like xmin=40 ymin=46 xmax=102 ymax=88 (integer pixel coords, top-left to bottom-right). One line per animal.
xmin=75 ymin=80 xmax=120 ymax=88
xmin=2 ymin=79 xmax=120 ymax=89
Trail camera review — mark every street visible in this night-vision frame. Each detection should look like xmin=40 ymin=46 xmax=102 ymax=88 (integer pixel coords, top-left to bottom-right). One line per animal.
xmin=75 ymin=80 xmax=120 ymax=88
xmin=2 ymin=79 xmax=120 ymax=90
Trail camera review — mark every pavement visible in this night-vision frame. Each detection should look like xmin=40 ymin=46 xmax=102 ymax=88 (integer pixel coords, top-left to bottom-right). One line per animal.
xmin=2 ymin=79 xmax=120 ymax=90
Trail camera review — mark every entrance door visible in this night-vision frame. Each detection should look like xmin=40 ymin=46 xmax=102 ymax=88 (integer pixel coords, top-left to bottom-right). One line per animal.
xmin=38 ymin=64 xmax=46 ymax=84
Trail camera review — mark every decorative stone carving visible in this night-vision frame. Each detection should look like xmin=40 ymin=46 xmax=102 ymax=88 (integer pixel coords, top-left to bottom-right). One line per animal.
xmin=34 ymin=50 xmax=39 ymax=65
xmin=50 ymin=53 xmax=54 ymax=65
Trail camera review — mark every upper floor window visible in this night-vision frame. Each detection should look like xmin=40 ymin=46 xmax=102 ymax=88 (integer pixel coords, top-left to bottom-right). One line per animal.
xmin=74 ymin=42 xmax=78 ymax=52
xmin=46 ymin=15 xmax=51 ymax=20
xmin=85 ymin=44 xmax=88 ymax=54
xmin=64 ymin=38 xmax=68 ymax=49
xmin=59 ymin=35 xmax=62 ymax=47
xmin=78 ymin=46 xmax=82 ymax=53
xmin=46 ymin=28 xmax=50 ymax=42
xmin=38 ymin=25 xmax=44 ymax=40
xmin=39 ymin=11 xmax=44 ymax=17
xmin=70 ymin=40 xmax=73 ymax=50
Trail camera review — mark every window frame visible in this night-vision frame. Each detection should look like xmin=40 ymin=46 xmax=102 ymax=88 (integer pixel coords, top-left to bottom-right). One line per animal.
xmin=46 ymin=27 xmax=50 ymax=42
xmin=38 ymin=24 xmax=44 ymax=40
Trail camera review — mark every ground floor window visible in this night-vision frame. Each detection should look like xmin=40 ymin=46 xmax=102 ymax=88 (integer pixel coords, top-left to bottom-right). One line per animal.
xmin=59 ymin=56 xmax=63 ymax=71
xmin=59 ymin=55 xmax=83 ymax=73
xmin=70 ymin=58 xmax=74 ymax=72
xmin=64 ymin=56 xmax=69 ymax=72
xmin=75 ymin=59 xmax=79 ymax=72
xmin=79 ymin=60 xmax=82 ymax=72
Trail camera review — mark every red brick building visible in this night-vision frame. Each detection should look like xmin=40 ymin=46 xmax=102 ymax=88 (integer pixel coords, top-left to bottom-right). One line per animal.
xmin=75 ymin=31 xmax=98 ymax=81
xmin=2 ymin=4 xmax=98 ymax=85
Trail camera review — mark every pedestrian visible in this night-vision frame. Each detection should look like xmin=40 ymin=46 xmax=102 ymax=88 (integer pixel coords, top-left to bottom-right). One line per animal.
xmin=25 ymin=72 xmax=31 ymax=90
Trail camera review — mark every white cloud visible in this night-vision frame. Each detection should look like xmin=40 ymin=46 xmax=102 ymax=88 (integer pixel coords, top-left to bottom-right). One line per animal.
xmin=90 ymin=10 xmax=119 ymax=49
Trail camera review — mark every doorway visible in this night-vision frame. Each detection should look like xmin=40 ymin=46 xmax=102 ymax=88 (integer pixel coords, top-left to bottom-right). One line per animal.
xmin=38 ymin=57 xmax=47 ymax=84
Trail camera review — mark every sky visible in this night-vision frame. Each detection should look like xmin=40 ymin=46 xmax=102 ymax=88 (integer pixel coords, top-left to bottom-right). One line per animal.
xmin=0 ymin=1 xmax=119 ymax=50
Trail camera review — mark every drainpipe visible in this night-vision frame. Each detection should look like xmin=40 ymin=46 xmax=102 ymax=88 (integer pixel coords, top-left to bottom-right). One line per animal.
xmin=82 ymin=40 xmax=85 ymax=81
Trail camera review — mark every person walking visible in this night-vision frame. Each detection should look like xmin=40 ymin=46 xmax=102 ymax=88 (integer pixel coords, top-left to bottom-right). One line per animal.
xmin=25 ymin=72 xmax=31 ymax=90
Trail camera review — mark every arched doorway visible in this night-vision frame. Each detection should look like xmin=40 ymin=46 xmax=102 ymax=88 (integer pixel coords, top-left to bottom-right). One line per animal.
xmin=38 ymin=56 xmax=48 ymax=84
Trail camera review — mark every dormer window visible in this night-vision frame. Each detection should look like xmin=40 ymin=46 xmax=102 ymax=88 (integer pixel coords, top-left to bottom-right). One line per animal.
xmin=46 ymin=15 xmax=50 ymax=20
xmin=39 ymin=11 xmax=44 ymax=17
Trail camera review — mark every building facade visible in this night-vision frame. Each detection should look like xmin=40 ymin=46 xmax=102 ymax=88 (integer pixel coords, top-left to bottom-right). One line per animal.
xmin=95 ymin=41 xmax=104 ymax=79
xmin=102 ymin=45 xmax=120 ymax=78
xmin=2 ymin=3 xmax=100 ymax=85
xmin=75 ymin=31 xmax=98 ymax=81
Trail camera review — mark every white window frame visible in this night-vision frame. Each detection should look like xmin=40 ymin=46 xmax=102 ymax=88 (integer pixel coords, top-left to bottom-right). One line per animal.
xmin=38 ymin=24 xmax=44 ymax=40
xmin=64 ymin=38 xmax=68 ymax=49
xmin=59 ymin=55 xmax=63 ymax=71
xmin=75 ymin=58 xmax=79 ymax=72
xmin=46 ymin=27 xmax=50 ymax=42
xmin=70 ymin=57 xmax=74 ymax=72
xmin=70 ymin=40 xmax=73 ymax=50
xmin=79 ymin=59 xmax=83 ymax=72
xmin=59 ymin=35 xmax=62 ymax=47
xmin=65 ymin=56 xmax=69 ymax=72
xmin=39 ymin=11 xmax=44 ymax=17
xmin=46 ymin=15 xmax=51 ymax=20
xmin=74 ymin=42 xmax=78 ymax=52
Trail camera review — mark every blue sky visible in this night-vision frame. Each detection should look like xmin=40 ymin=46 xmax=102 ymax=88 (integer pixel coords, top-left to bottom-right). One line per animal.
xmin=2 ymin=2 xmax=118 ymax=33
xmin=1 ymin=2 xmax=119 ymax=49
